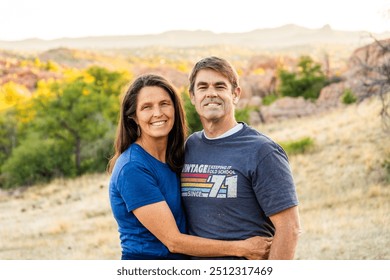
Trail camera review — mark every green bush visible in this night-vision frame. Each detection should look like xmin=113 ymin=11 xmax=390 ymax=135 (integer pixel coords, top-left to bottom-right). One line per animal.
xmin=279 ymin=137 xmax=315 ymax=156
xmin=262 ymin=94 xmax=279 ymax=106
xmin=341 ymin=89 xmax=357 ymax=104
xmin=182 ymin=91 xmax=202 ymax=134
xmin=235 ymin=107 xmax=253 ymax=124
xmin=0 ymin=109 xmax=18 ymax=167
xmin=383 ymin=159 xmax=390 ymax=183
xmin=80 ymin=127 xmax=116 ymax=173
xmin=278 ymin=56 xmax=326 ymax=100
xmin=1 ymin=136 xmax=75 ymax=188
xmin=0 ymin=66 xmax=128 ymax=188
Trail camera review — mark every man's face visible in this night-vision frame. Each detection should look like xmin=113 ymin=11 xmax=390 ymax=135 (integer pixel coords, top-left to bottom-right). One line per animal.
xmin=191 ymin=69 xmax=240 ymax=125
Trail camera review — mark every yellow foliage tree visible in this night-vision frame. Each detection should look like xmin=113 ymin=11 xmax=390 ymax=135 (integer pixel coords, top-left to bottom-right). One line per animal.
xmin=0 ymin=82 xmax=31 ymax=111
xmin=0 ymin=82 xmax=37 ymax=124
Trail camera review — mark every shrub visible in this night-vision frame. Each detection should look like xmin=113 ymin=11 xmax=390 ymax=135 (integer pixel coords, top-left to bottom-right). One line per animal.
xmin=235 ymin=107 xmax=253 ymax=124
xmin=80 ymin=126 xmax=116 ymax=173
xmin=1 ymin=136 xmax=75 ymax=188
xmin=0 ymin=110 xmax=18 ymax=166
xmin=262 ymin=94 xmax=279 ymax=106
xmin=341 ymin=89 xmax=357 ymax=104
xmin=182 ymin=91 xmax=202 ymax=134
xmin=279 ymin=137 xmax=315 ymax=156
xmin=278 ymin=56 xmax=327 ymax=100
xmin=383 ymin=159 xmax=390 ymax=183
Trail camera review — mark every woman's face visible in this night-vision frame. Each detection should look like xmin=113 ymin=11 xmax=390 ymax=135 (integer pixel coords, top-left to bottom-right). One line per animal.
xmin=134 ymin=86 xmax=175 ymax=141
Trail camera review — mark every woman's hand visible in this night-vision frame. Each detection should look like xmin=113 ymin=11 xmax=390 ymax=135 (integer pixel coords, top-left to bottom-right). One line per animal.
xmin=240 ymin=236 xmax=273 ymax=260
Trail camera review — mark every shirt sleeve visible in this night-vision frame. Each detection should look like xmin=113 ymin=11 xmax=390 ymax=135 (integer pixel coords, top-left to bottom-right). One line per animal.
xmin=253 ymin=143 xmax=299 ymax=217
xmin=116 ymin=161 xmax=165 ymax=212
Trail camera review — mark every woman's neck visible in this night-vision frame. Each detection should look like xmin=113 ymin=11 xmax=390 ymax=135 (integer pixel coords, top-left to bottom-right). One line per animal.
xmin=136 ymin=137 xmax=167 ymax=162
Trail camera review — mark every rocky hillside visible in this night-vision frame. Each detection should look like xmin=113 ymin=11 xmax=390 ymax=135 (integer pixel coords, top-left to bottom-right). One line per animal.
xmin=256 ymin=38 xmax=390 ymax=123
xmin=0 ymin=34 xmax=389 ymax=259
xmin=1 ymin=37 xmax=389 ymax=127
xmin=0 ymin=97 xmax=388 ymax=260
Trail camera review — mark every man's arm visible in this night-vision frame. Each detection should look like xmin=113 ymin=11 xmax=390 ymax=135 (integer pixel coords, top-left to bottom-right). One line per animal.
xmin=268 ymin=205 xmax=301 ymax=259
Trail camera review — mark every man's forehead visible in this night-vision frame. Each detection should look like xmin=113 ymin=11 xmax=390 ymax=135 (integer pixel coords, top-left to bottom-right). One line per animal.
xmin=195 ymin=69 xmax=229 ymax=84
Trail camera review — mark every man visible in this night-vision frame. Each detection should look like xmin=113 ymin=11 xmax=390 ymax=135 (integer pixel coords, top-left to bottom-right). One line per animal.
xmin=181 ymin=56 xmax=301 ymax=259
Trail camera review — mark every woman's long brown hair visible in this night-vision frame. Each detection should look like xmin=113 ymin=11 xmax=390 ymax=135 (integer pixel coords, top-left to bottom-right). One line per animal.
xmin=107 ymin=74 xmax=187 ymax=174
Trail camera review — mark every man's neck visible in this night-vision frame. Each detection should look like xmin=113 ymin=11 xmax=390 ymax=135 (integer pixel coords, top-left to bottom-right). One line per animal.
xmin=204 ymin=123 xmax=243 ymax=140
xmin=202 ymin=118 xmax=238 ymax=138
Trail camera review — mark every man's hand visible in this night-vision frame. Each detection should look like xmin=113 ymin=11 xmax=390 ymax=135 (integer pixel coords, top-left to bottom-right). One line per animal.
xmin=240 ymin=236 xmax=273 ymax=260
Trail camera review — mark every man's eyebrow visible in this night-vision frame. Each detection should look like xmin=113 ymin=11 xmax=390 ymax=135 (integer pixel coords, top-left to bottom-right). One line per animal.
xmin=214 ymin=81 xmax=228 ymax=86
xmin=195 ymin=81 xmax=209 ymax=87
xmin=196 ymin=81 xmax=228 ymax=86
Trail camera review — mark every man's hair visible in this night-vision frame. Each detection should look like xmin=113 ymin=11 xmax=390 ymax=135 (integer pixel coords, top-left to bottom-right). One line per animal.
xmin=188 ymin=56 xmax=239 ymax=94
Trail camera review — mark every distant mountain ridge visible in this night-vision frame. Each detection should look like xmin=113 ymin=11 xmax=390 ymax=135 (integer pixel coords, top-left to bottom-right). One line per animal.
xmin=1 ymin=24 xmax=389 ymax=51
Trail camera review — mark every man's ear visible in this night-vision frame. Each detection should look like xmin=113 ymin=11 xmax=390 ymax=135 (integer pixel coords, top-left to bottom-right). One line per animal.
xmin=190 ymin=91 xmax=196 ymax=105
xmin=233 ymin=87 xmax=241 ymax=105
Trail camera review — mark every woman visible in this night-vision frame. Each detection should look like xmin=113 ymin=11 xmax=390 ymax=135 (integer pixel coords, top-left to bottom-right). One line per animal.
xmin=108 ymin=74 xmax=271 ymax=260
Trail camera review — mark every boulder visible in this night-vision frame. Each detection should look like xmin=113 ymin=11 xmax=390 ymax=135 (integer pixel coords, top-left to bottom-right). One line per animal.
xmin=261 ymin=96 xmax=317 ymax=122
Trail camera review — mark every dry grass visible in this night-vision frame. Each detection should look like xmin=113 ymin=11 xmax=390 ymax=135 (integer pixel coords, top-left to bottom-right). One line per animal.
xmin=0 ymin=98 xmax=389 ymax=260
xmin=0 ymin=174 xmax=120 ymax=259
xmin=260 ymin=98 xmax=390 ymax=259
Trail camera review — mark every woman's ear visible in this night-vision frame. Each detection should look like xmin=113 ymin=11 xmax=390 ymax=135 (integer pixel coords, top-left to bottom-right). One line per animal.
xmin=129 ymin=115 xmax=138 ymax=125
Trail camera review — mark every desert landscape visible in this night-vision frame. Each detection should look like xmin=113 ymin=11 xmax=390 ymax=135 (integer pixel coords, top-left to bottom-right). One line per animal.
xmin=0 ymin=97 xmax=388 ymax=260
xmin=0 ymin=25 xmax=389 ymax=260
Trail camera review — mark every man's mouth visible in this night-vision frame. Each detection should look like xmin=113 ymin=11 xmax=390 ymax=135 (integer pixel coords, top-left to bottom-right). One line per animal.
xmin=204 ymin=101 xmax=222 ymax=107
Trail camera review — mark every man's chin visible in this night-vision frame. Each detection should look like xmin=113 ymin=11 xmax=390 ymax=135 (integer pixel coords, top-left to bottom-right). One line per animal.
xmin=201 ymin=115 xmax=223 ymax=124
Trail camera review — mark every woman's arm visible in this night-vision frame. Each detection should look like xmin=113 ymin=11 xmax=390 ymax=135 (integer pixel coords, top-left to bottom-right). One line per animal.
xmin=133 ymin=201 xmax=272 ymax=259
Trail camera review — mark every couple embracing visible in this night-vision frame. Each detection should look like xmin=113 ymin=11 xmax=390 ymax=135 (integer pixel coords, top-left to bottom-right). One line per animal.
xmin=108 ymin=56 xmax=301 ymax=260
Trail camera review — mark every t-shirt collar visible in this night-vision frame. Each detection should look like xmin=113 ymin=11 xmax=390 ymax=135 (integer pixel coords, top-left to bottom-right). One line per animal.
xmin=203 ymin=123 xmax=244 ymax=140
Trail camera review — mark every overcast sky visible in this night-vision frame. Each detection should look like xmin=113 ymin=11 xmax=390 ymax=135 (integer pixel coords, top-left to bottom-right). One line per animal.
xmin=0 ymin=0 xmax=389 ymax=41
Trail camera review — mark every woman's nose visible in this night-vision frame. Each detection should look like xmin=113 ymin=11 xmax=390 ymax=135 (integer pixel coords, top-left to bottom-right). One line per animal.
xmin=152 ymin=106 xmax=163 ymax=117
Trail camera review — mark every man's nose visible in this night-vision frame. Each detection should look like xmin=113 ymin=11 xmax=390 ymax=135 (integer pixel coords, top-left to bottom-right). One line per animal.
xmin=206 ymin=87 xmax=218 ymax=98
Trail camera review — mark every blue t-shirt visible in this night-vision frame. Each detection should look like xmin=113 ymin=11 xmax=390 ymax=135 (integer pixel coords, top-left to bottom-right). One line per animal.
xmin=109 ymin=143 xmax=187 ymax=259
xmin=181 ymin=123 xmax=298 ymax=243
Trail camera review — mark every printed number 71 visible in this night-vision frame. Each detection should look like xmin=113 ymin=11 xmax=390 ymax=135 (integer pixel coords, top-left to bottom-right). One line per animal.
xmin=208 ymin=175 xmax=237 ymax=198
